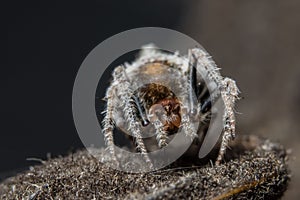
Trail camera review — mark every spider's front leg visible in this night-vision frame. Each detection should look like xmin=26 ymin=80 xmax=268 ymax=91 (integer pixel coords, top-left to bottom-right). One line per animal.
xmin=102 ymin=66 xmax=152 ymax=167
xmin=189 ymin=48 xmax=239 ymax=165
xmin=114 ymin=66 xmax=152 ymax=166
xmin=150 ymin=116 xmax=168 ymax=148
xmin=179 ymin=50 xmax=205 ymax=141
xmin=216 ymin=78 xmax=239 ymax=165
xmin=180 ymin=106 xmax=198 ymax=140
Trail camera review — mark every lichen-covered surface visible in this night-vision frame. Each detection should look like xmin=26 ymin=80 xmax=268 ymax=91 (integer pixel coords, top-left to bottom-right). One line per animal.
xmin=0 ymin=136 xmax=290 ymax=199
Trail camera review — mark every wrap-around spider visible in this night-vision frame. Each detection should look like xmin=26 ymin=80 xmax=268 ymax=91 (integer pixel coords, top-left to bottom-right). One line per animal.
xmin=102 ymin=45 xmax=239 ymax=167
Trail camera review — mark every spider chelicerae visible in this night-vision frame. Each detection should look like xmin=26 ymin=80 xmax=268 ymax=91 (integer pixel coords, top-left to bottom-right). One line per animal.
xmin=101 ymin=45 xmax=239 ymax=167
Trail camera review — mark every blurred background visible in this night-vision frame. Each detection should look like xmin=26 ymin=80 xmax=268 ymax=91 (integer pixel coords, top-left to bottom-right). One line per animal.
xmin=3 ymin=0 xmax=300 ymax=199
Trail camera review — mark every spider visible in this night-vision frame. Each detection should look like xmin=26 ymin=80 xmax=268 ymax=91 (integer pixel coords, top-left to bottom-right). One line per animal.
xmin=101 ymin=45 xmax=239 ymax=167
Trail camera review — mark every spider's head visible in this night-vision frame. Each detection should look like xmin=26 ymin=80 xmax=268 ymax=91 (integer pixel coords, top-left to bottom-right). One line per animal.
xmin=148 ymin=98 xmax=181 ymax=134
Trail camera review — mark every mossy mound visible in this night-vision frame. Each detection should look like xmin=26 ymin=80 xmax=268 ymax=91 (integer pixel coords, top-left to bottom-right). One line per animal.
xmin=0 ymin=136 xmax=290 ymax=199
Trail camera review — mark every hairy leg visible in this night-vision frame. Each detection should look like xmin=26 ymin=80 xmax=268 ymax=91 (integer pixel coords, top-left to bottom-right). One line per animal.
xmin=102 ymin=84 xmax=117 ymax=163
xmin=181 ymin=107 xmax=198 ymax=140
xmin=180 ymin=50 xmax=209 ymax=140
xmin=190 ymin=48 xmax=239 ymax=165
xmin=152 ymin=118 xmax=168 ymax=148
xmin=114 ymin=66 xmax=152 ymax=165
xmin=216 ymin=78 xmax=239 ymax=165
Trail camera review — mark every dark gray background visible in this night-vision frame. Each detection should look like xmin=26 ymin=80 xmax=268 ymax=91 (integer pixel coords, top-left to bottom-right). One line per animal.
xmin=3 ymin=0 xmax=300 ymax=199
xmin=2 ymin=0 xmax=184 ymax=176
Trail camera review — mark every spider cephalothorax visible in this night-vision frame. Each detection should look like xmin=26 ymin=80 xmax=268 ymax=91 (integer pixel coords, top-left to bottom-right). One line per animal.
xmin=101 ymin=45 xmax=239 ymax=167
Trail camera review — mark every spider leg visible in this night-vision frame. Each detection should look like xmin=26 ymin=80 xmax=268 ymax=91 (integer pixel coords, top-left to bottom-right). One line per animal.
xmin=190 ymin=48 xmax=239 ymax=165
xmin=153 ymin=118 xmax=168 ymax=148
xmin=177 ymin=51 xmax=205 ymax=140
xmin=188 ymin=51 xmax=198 ymax=115
xmin=216 ymin=78 xmax=239 ymax=165
xmin=115 ymin=66 xmax=152 ymax=166
xmin=181 ymin=108 xmax=198 ymax=140
xmin=148 ymin=104 xmax=168 ymax=148
xmin=102 ymin=84 xmax=118 ymax=164
xmin=132 ymin=94 xmax=150 ymax=127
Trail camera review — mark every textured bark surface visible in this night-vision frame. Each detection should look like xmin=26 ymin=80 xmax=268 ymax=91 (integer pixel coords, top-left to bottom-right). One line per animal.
xmin=0 ymin=135 xmax=290 ymax=199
